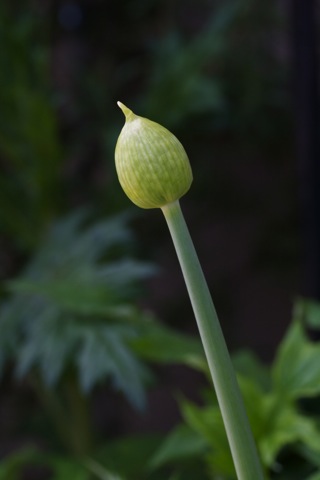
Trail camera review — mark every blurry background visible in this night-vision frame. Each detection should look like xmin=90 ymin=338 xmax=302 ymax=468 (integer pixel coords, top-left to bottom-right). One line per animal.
xmin=0 ymin=0 xmax=319 ymax=478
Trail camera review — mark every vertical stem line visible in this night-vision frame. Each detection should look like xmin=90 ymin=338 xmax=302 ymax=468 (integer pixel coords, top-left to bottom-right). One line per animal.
xmin=161 ymin=200 xmax=264 ymax=480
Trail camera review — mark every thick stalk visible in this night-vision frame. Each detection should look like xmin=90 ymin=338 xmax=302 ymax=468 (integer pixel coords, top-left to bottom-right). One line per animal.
xmin=161 ymin=200 xmax=264 ymax=480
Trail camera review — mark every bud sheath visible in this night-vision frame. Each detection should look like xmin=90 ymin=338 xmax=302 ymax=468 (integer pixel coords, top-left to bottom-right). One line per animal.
xmin=115 ymin=102 xmax=193 ymax=209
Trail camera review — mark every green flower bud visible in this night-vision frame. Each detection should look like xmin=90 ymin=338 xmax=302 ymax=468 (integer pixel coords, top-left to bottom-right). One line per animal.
xmin=115 ymin=102 xmax=193 ymax=209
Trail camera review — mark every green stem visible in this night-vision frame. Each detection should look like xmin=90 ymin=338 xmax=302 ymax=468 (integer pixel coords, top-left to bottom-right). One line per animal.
xmin=161 ymin=200 xmax=264 ymax=480
xmin=31 ymin=372 xmax=93 ymax=457
xmin=63 ymin=372 xmax=93 ymax=456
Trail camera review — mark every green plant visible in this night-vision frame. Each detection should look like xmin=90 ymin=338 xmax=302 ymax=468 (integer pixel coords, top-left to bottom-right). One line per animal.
xmin=1 ymin=211 xmax=152 ymax=407
xmin=0 ymin=447 xmax=127 ymax=480
xmin=151 ymin=298 xmax=320 ymax=479
xmin=0 ymin=209 xmax=204 ymax=469
xmin=0 ymin=3 xmax=63 ymax=250
xmin=0 ymin=1 xmax=299 ymax=479
xmin=115 ymin=104 xmax=264 ymax=479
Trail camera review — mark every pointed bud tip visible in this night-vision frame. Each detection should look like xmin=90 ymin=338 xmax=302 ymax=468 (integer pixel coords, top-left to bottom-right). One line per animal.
xmin=117 ymin=101 xmax=134 ymax=120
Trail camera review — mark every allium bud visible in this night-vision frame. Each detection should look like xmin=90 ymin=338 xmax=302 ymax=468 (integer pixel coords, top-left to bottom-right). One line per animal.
xmin=115 ymin=102 xmax=193 ymax=209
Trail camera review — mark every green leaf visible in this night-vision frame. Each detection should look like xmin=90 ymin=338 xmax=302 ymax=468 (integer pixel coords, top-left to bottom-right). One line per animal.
xmin=299 ymin=443 xmax=320 ymax=469
xmin=48 ymin=457 xmax=88 ymax=480
xmin=23 ymin=258 xmax=153 ymax=305
xmin=0 ymin=6 xmax=63 ymax=248
xmin=15 ymin=306 xmax=76 ymax=385
xmin=84 ymin=459 xmax=125 ymax=480
xmin=259 ymin=404 xmax=320 ymax=467
xmin=295 ymin=298 xmax=320 ymax=329
xmin=0 ymin=448 xmax=39 ymax=480
xmin=143 ymin=0 xmax=241 ymax=127
xmin=8 ymin=279 xmax=128 ymax=318
xmin=95 ymin=434 xmax=161 ymax=477
xmin=0 ymin=211 xmax=162 ymax=407
xmin=239 ymin=375 xmax=320 ymax=468
xmin=237 ymin=376 xmax=272 ymax=441
xmin=130 ymin=323 xmax=205 ymax=371
xmin=272 ymin=321 xmax=320 ymax=399
xmin=233 ymin=350 xmax=271 ymax=391
xmin=172 ymin=376 xmax=320 ymax=473
xmin=306 ymin=474 xmax=320 ymax=480
xmin=76 ymin=325 xmax=150 ymax=409
xmin=0 ymin=449 xmax=90 ymax=480
xmin=149 ymin=424 xmax=207 ymax=469
xmin=180 ymin=399 xmax=235 ymax=478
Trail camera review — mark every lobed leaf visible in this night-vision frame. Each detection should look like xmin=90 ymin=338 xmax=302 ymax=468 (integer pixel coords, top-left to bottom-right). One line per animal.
xmin=272 ymin=321 xmax=320 ymax=399
xmin=76 ymin=324 xmax=150 ymax=409
xmin=0 ymin=211 xmax=160 ymax=408
xmin=149 ymin=424 xmax=207 ymax=470
xmin=130 ymin=323 xmax=205 ymax=371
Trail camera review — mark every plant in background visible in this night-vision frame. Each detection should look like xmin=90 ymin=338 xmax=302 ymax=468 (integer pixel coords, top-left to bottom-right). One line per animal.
xmin=0 ymin=3 xmax=63 ymax=251
xmin=0 ymin=1 xmax=301 ymax=479
xmin=1 ymin=210 xmax=157 ymax=412
xmin=150 ymin=298 xmax=320 ymax=480
xmin=115 ymin=103 xmax=264 ymax=479
xmin=0 ymin=209 xmax=204 ymax=479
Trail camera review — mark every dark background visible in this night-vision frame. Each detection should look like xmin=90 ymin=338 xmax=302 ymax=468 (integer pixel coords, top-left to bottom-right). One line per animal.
xmin=0 ymin=0 xmax=319 ymax=475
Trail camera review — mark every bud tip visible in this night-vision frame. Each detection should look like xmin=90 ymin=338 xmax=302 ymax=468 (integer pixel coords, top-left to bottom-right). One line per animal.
xmin=117 ymin=101 xmax=134 ymax=120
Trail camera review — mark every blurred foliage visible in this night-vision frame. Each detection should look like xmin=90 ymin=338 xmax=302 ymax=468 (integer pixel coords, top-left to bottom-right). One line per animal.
xmin=1 ymin=211 xmax=156 ymax=408
xmin=0 ymin=208 xmax=204 ymax=478
xmin=0 ymin=0 xmax=294 ymax=260
xmin=0 ymin=2 xmax=64 ymax=249
xmin=0 ymin=208 xmax=203 ymax=415
xmin=0 ymin=0 xmax=306 ymax=479
xmin=151 ymin=298 xmax=320 ymax=479
xmin=141 ymin=1 xmax=240 ymax=127
xmin=0 ymin=447 xmax=126 ymax=480
xmin=3 ymin=298 xmax=320 ymax=479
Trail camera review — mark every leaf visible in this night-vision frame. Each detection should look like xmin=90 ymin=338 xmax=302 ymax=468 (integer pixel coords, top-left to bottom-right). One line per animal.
xmin=7 ymin=211 xmax=156 ymax=312
xmin=84 ymin=459 xmax=125 ymax=480
xmin=20 ymin=211 xmax=136 ymax=279
xmin=233 ymin=350 xmax=271 ymax=391
xmin=95 ymin=435 xmax=161 ymax=477
xmin=0 ymin=448 xmax=40 ymax=480
xmin=143 ymin=0 xmax=241 ymax=127
xmin=239 ymin=375 xmax=320 ymax=468
xmin=239 ymin=374 xmax=320 ymax=468
xmin=298 ymin=443 xmax=320 ymax=469
xmin=47 ymin=457 xmax=89 ymax=480
xmin=259 ymin=404 xmax=320 ymax=467
xmin=76 ymin=325 xmax=150 ymax=409
xmin=0 ymin=6 xmax=63 ymax=248
xmin=8 ymin=279 xmax=126 ymax=317
xmin=272 ymin=321 xmax=320 ymax=399
xmin=170 ymin=376 xmax=320 ymax=474
xmin=237 ymin=376 xmax=272 ymax=441
xmin=306 ymin=474 xmax=320 ymax=480
xmin=180 ymin=399 xmax=235 ymax=478
xmin=0 ymin=211 xmax=160 ymax=408
xmin=15 ymin=306 xmax=76 ymax=385
xmin=149 ymin=424 xmax=207 ymax=469
xmin=295 ymin=298 xmax=320 ymax=329
xmin=130 ymin=323 xmax=205 ymax=371
xmin=0 ymin=448 xmax=90 ymax=480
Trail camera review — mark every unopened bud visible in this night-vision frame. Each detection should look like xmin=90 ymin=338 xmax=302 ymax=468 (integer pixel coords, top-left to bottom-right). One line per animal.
xmin=115 ymin=102 xmax=193 ymax=209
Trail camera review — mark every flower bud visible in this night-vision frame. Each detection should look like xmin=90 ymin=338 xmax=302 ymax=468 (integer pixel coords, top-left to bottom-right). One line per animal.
xmin=115 ymin=102 xmax=193 ymax=209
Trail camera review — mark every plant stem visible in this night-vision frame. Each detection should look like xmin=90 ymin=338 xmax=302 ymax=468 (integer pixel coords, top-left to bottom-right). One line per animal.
xmin=161 ymin=200 xmax=264 ymax=480
xmin=32 ymin=372 xmax=93 ymax=457
xmin=64 ymin=372 xmax=93 ymax=456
